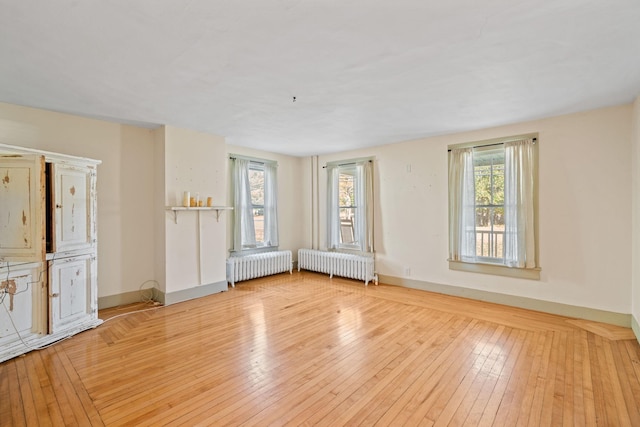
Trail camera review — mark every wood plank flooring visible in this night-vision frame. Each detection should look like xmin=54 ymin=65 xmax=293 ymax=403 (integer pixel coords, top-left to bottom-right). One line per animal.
xmin=2 ymin=271 xmax=640 ymax=426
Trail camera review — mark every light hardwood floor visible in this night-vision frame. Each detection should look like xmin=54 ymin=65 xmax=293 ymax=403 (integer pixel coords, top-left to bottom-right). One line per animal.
xmin=2 ymin=271 xmax=640 ymax=426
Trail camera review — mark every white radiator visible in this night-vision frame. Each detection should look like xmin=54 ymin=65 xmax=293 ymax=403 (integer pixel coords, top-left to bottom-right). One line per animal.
xmin=298 ymin=249 xmax=376 ymax=286
xmin=226 ymin=250 xmax=292 ymax=287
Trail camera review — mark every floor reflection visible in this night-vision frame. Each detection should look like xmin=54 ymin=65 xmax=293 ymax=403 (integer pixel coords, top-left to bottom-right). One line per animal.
xmin=337 ymin=306 xmax=362 ymax=346
xmin=246 ymin=301 xmax=271 ymax=385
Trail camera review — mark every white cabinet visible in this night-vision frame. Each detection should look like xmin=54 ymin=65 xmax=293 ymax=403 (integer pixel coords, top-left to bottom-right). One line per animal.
xmin=0 ymin=155 xmax=45 ymax=263
xmin=51 ymin=163 xmax=96 ymax=253
xmin=48 ymin=254 xmax=97 ymax=333
xmin=0 ymin=262 xmax=47 ymax=356
xmin=0 ymin=144 xmax=101 ymax=362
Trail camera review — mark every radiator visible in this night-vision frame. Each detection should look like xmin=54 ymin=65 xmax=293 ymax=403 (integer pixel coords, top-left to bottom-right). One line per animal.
xmin=226 ymin=250 xmax=292 ymax=287
xmin=298 ymin=249 xmax=376 ymax=286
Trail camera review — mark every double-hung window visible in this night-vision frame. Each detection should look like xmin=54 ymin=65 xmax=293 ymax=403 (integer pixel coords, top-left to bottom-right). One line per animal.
xmin=326 ymin=158 xmax=374 ymax=253
xmin=473 ymin=146 xmax=505 ymax=262
xmin=231 ymin=155 xmax=278 ymax=252
xmin=448 ymin=135 xmax=539 ymax=279
xmin=248 ymin=163 xmax=266 ymax=245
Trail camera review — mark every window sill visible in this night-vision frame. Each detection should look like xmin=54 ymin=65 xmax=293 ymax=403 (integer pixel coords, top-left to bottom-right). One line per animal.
xmin=448 ymin=259 xmax=540 ymax=280
xmin=329 ymin=248 xmax=372 ymax=256
xmin=230 ymin=246 xmax=279 ymax=257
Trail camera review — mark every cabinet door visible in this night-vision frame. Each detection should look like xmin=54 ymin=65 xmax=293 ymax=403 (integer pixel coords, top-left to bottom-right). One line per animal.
xmin=51 ymin=163 xmax=96 ymax=253
xmin=0 ymin=155 xmax=45 ymax=263
xmin=0 ymin=263 xmax=47 ymax=349
xmin=48 ymin=254 xmax=96 ymax=333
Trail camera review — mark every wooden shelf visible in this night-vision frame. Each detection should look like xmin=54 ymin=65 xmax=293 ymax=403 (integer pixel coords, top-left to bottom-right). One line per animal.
xmin=166 ymin=206 xmax=233 ymax=223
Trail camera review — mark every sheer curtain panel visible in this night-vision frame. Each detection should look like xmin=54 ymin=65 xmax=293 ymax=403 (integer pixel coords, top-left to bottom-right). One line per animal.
xmin=326 ymin=165 xmax=340 ymax=250
xmin=504 ymin=138 xmax=536 ymax=268
xmin=354 ymin=161 xmax=374 ymax=253
xmin=448 ymin=147 xmax=476 ymax=262
xmin=263 ymin=162 xmax=279 ymax=247
xmin=232 ymin=158 xmax=256 ymax=251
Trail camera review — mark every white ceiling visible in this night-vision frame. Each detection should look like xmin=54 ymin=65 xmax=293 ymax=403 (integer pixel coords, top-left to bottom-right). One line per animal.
xmin=1 ymin=1 xmax=639 ymax=157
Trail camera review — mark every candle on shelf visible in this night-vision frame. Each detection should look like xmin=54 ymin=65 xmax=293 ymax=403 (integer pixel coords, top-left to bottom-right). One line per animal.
xmin=183 ymin=191 xmax=190 ymax=207
xmin=207 ymin=197 xmax=213 ymax=207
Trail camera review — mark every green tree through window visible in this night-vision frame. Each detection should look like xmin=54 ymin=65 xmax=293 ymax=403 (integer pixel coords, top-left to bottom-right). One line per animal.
xmin=474 ymin=148 xmax=504 ymax=259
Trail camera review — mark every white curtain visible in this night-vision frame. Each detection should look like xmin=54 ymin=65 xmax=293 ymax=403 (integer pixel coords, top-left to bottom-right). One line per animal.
xmin=326 ymin=165 xmax=340 ymax=250
xmin=504 ymin=139 xmax=536 ymax=268
xmin=354 ymin=161 xmax=374 ymax=253
xmin=263 ymin=162 xmax=279 ymax=247
xmin=448 ymin=148 xmax=476 ymax=261
xmin=232 ymin=158 xmax=256 ymax=251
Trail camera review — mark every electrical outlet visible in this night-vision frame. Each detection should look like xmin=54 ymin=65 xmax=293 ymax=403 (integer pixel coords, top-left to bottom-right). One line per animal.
xmin=405 ymin=267 xmax=411 ymax=276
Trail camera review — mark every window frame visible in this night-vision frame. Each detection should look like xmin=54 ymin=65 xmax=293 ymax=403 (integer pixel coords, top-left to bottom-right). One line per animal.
xmin=472 ymin=145 xmax=505 ymax=264
xmin=248 ymin=162 xmax=266 ymax=248
xmin=230 ymin=154 xmax=278 ymax=255
xmin=326 ymin=156 xmax=374 ymax=254
xmin=337 ymin=165 xmax=360 ymax=251
xmin=447 ymin=134 xmax=540 ymax=280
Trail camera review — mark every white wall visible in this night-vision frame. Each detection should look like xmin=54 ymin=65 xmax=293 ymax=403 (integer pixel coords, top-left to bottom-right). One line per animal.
xmin=153 ymin=128 xmax=167 ymax=296
xmin=2 ymin=100 xmax=636 ymax=319
xmin=305 ymin=105 xmax=633 ymax=315
xmin=0 ymin=102 xmax=157 ymax=300
xmin=160 ymin=125 xmax=228 ymax=294
xmin=225 ymin=145 xmax=306 ymax=255
xmin=632 ymin=96 xmax=640 ymax=333
xmin=0 ymin=103 xmax=298 ymax=304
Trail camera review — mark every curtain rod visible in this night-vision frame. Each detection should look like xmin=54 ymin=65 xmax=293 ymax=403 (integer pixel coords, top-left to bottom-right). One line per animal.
xmin=322 ymin=159 xmax=372 ymax=169
xmin=447 ymin=137 xmax=537 ymax=152
xmin=229 ymin=155 xmax=266 ymax=165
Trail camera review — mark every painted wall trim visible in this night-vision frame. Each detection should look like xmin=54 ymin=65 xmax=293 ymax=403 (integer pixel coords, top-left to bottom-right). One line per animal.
xmin=448 ymin=260 xmax=541 ymax=280
xmin=633 ymin=315 xmax=640 ymax=345
xmin=379 ymin=274 xmax=631 ymax=327
xmin=157 ymin=281 xmax=228 ymax=305
xmin=98 ymin=290 xmax=148 ymax=309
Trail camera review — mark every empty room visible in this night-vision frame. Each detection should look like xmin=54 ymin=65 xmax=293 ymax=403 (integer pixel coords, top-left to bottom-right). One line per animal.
xmin=2 ymin=1 xmax=640 ymax=425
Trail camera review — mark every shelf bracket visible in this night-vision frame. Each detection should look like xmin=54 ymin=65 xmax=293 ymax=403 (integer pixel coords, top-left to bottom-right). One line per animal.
xmin=166 ymin=207 xmax=233 ymax=224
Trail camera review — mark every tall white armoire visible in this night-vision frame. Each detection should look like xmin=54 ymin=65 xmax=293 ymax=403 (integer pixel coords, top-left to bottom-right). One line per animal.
xmin=0 ymin=143 xmax=101 ymax=362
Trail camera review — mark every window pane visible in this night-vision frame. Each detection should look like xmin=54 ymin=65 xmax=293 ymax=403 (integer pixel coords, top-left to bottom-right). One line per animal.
xmin=474 ymin=149 xmax=504 ymax=206
xmin=249 ymin=166 xmax=265 ymax=244
xmin=253 ymin=207 xmax=264 ymax=244
xmin=474 ymin=147 xmax=505 ymax=260
xmin=249 ymin=169 xmax=264 ymax=205
xmin=339 ymin=173 xmax=355 ymax=208
xmin=475 ymin=207 xmax=505 ymax=259
xmin=339 ymin=207 xmax=356 ymax=244
xmin=474 ymin=164 xmax=492 ymax=205
xmin=492 ymin=165 xmax=504 ymax=204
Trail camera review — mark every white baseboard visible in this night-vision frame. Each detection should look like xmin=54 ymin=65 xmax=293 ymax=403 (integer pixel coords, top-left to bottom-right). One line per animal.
xmin=157 ymin=281 xmax=228 ymax=306
xmin=378 ymin=274 xmax=631 ymax=328
xmin=98 ymin=290 xmax=148 ymax=309
xmin=99 ymin=281 xmax=228 ymax=309
xmin=632 ymin=315 xmax=640 ymax=345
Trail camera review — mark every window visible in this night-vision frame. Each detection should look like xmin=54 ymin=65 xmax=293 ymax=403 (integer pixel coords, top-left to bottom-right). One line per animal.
xmin=338 ymin=167 xmax=357 ymax=246
xmin=473 ymin=147 xmax=505 ymax=262
xmin=448 ymin=135 xmax=539 ymax=279
xmin=248 ymin=164 xmax=265 ymax=245
xmin=327 ymin=158 xmax=374 ymax=253
xmin=231 ymin=156 xmax=278 ymax=252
